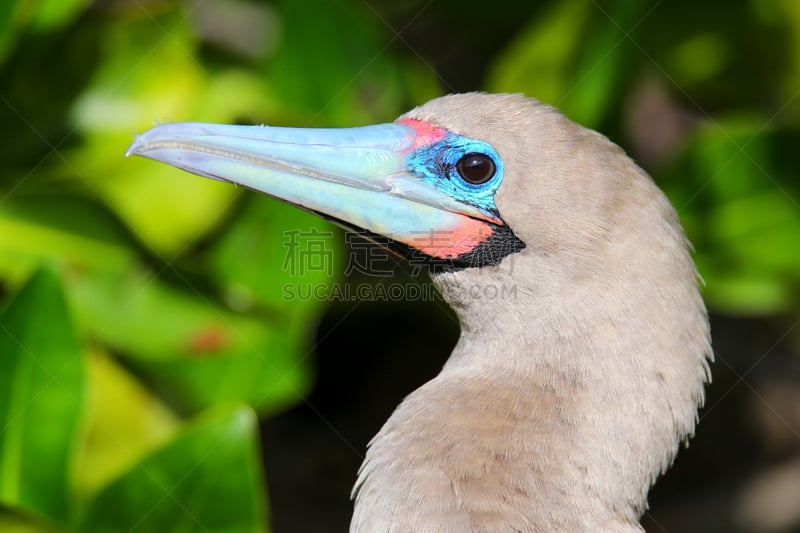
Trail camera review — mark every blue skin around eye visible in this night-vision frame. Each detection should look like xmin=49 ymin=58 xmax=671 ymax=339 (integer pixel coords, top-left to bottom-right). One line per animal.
xmin=407 ymin=134 xmax=504 ymax=220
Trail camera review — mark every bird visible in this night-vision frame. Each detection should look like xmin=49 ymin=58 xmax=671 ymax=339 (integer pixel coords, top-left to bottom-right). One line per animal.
xmin=127 ymin=92 xmax=712 ymax=532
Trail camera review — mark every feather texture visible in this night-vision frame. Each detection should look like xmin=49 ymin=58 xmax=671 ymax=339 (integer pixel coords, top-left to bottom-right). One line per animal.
xmin=352 ymin=94 xmax=711 ymax=532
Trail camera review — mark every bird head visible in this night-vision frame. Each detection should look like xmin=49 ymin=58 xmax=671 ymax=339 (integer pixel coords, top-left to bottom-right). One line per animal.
xmin=127 ymin=92 xmax=696 ymax=319
xmin=128 ymin=95 xmax=713 ymax=523
xmin=126 ymin=94 xmax=551 ymax=272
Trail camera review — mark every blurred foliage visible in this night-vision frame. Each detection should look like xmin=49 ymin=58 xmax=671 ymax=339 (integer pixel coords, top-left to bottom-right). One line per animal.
xmin=488 ymin=0 xmax=800 ymax=315
xmin=0 ymin=0 xmax=798 ymax=531
xmin=0 ymin=269 xmax=83 ymax=523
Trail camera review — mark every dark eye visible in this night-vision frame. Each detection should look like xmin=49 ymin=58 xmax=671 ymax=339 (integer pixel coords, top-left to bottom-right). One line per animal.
xmin=455 ymin=153 xmax=496 ymax=185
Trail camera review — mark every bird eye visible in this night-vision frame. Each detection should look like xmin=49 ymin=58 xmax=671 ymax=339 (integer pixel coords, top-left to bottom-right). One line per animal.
xmin=455 ymin=153 xmax=496 ymax=185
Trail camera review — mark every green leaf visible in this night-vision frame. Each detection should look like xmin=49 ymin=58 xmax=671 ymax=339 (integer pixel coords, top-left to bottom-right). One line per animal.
xmin=68 ymin=268 xmax=265 ymax=363
xmin=29 ymin=0 xmax=89 ymax=32
xmin=559 ymin=0 xmax=646 ymax=127
xmin=138 ymin=313 xmax=312 ymax=417
xmin=211 ymin=195 xmax=340 ymax=313
xmin=75 ymin=406 xmax=268 ymax=533
xmin=0 ymin=193 xmax=135 ymax=284
xmin=488 ymin=0 xmax=591 ymax=107
xmin=489 ymin=0 xmax=645 ymax=128
xmin=69 ymin=11 xmax=241 ymax=254
xmin=0 ymin=268 xmax=85 ymax=521
xmin=0 ymin=0 xmax=23 ymax=63
xmin=0 ymin=0 xmax=89 ymax=59
xmin=0 ymin=190 xmax=313 ymax=417
xmin=0 ymin=507 xmax=56 ymax=533
xmin=702 ymin=273 xmax=791 ymax=316
xmin=68 ymin=267 xmax=314 ymax=415
xmin=268 ymin=0 xmax=405 ymax=125
xmin=74 ymin=350 xmax=179 ymax=501
xmin=662 ymin=120 xmax=800 ymax=315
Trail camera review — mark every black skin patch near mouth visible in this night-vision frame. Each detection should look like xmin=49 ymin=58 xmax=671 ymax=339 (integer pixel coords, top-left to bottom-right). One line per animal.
xmin=312 ymin=210 xmax=526 ymax=273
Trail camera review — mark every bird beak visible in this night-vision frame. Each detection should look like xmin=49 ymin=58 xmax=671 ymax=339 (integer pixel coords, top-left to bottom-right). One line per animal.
xmin=126 ymin=121 xmax=501 ymax=261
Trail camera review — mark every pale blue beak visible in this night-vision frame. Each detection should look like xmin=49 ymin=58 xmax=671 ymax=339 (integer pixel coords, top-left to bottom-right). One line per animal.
xmin=127 ymin=122 xmax=497 ymax=259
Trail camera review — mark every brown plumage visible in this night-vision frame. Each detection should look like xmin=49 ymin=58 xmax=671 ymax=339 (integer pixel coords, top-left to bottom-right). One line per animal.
xmin=351 ymin=94 xmax=711 ymax=531
xmin=129 ymin=92 xmax=712 ymax=532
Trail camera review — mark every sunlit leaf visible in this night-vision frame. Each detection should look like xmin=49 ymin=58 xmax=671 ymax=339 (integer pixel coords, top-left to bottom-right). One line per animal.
xmin=489 ymin=0 xmax=645 ymax=127
xmin=0 ymin=268 xmax=84 ymax=521
xmin=69 ymin=11 xmax=243 ymax=254
xmin=75 ymin=406 xmax=268 ymax=533
xmin=138 ymin=313 xmax=313 ymax=416
xmin=68 ymin=266 xmax=313 ymax=415
xmin=29 ymin=0 xmax=89 ymax=32
xmin=703 ymin=274 xmax=791 ymax=316
xmin=68 ymin=267 xmax=267 ymax=360
xmin=0 ymin=193 xmax=135 ymax=284
xmin=559 ymin=0 xmax=646 ymax=127
xmin=0 ymin=188 xmax=313 ymax=417
xmin=488 ymin=0 xmax=591 ymax=105
xmin=74 ymin=349 xmax=179 ymax=500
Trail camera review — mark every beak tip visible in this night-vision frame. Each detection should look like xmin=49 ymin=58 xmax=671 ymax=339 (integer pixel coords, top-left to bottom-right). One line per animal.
xmin=126 ymin=134 xmax=146 ymax=158
xmin=125 ymin=122 xmax=216 ymax=159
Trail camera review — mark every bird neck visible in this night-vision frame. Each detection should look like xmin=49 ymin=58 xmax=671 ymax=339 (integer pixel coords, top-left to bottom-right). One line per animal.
xmin=352 ymin=209 xmax=710 ymax=531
